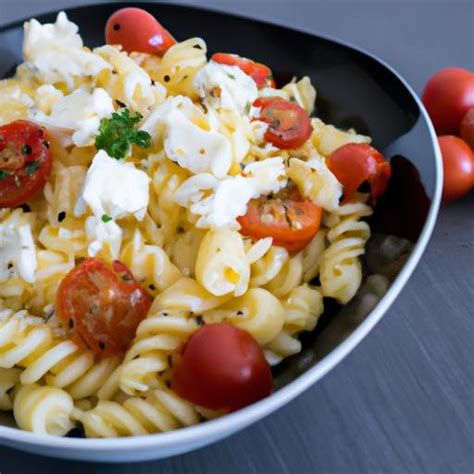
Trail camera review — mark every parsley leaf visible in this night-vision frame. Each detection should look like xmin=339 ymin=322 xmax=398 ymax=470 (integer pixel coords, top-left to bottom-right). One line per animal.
xmin=101 ymin=214 xmax=113 ymax=223
xmin=95 ymin=109 xmax=151 ymax=160
xmin=25 ymin=161 xmax=40 ymax=175
xmin=0 ymin=170 xmax=11 ymax=180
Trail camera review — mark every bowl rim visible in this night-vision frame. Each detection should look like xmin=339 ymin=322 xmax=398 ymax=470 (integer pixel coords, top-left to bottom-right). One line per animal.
xmin=0 ymin=1 xmax=443 ymax=452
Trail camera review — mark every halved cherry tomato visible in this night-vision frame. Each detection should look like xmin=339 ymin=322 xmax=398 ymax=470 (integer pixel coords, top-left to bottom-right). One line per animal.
xmin=422 ymin=68 xmax=474 ymax=135
xmin=460 ymin=108 xmax=474 ymax=150
xmin=56 ymin=258 xmax=152 ymax=357
xmin=171 ymin=323 xmax=272 ymax=412
xmin=238 ymin=184 xmax=322 ymax=253
xmin=253 ymin=97 xmax=313 ymax=149
xmin=438 ymin=135 xmax=473 ymax=202
xmin=327 ymin=143 xmax=391 ymax=205
xmin=211 ymin=53 xmax=275 ymax=88
xmin=105 ymin=7 xmax=176 ymax=56
xmin=0 ymin=120 xmax=52 ymax=208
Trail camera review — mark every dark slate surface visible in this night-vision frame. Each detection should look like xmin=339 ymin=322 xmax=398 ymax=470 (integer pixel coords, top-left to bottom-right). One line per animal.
xmin=1 ymin=0 xmax=473 ymax=472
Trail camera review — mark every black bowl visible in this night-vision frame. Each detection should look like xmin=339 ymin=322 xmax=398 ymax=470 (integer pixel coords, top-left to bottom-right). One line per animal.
xmin=0 ymin=2 xmax=442 ymax=462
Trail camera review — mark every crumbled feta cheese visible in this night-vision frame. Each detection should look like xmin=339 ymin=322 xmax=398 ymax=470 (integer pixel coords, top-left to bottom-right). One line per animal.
xmin=164 ymin=109 xmax=233 ymax=178
xmin=34 ymin=85 xmax=64 ymax=114
xmin=0 ymin=212 xmax=37 ymax=284
xmin=85 ymin=216 xmax=123 ymax=260
xmin=75 ymin=150 xmax=150 ymax=221
xmin=32 ymin=88 xmax=114 ymax=146
xmin=175 ymin=157 xmax=286 ymax=229
xmin=140 ymin=95 xmax=196 ymax=145
xmin=23 ymin=12 xmax=111 ymax=87
xmin=194 ymin=61 xmax=258 ymax=114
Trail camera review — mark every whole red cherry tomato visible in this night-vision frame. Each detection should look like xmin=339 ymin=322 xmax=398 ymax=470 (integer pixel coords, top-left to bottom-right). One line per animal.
xmin=327 ymin=143 xmax=391 ymax=205
xmin=253 ymin=97 xmax=313 ymax=149
xmin=105 ymin=7 xmax=176 ymax=56
xmin=171 ymin=323 xmax=272 ymax=412
xmin=0 ymin=120 xmax=52 ymax=208
xmin=438 ymin=135 xmax=473 ymax=202
xmin=56 ymin=258 xmax=152 ymax=357
xmin=422 ymin=68 xmax=474 ymax=135
xmin=460 ymin=108 xmax=474 ymax=150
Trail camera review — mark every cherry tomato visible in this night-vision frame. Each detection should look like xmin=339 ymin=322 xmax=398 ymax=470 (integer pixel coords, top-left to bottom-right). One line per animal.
xmin=238 ymin=184 xmax=322 ymax=253
xmin=211 ymin=53 xmax=275 ymax=88
xmin=56 ymin=258 xmax=152 ymax=357
xmin=327 ymin=143 xmax=391 ymax=205
xmin=171 ymin=323 xmax=272 ymax=411
xmin=105 ymin=7 xmax=176 ymax=56
xmin=253 ymin=97 xmax=313 ymax=149
xmin=438 ymin=135 xmax=473 ymax=202
xmin=0 ymin=120 xmax=52 ymax=208
xmin=422 ymin=68 xmax=474 ymax=135
xmin=460 ymin=108 xmax=474 ymax=150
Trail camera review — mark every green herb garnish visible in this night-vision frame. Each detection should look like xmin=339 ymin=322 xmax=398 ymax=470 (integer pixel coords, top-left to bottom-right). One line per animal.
xmin=101 ymin=214 xmax=113 ymax=223
xmin=0 ymin=170 xmax=11 ymax=180
xmin=95 ymin=109 xmax=151 ymax=160
xmin=25 ymin=161 xmax=40 ymax=175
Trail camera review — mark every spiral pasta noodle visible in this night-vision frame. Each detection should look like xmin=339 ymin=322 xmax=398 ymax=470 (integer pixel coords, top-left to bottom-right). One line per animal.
xmin=0 ymin=367 xmax=21 ymax=411
xmin=78 ymin=388 xmax=201 ymax=437
xmin=319 ymin=197 xmax=372 ymax=304
xmin=118 ymin=310 xmax=198 ymax=397
xmin=13 ymin=384 xmax=75 ymax=436
xmin=0 ymin=310 xmax=121 ymax=400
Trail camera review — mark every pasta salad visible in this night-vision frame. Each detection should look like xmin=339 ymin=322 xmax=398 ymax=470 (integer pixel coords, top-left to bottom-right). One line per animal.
xmin=0 ymin=8 xmax=391 ymax=438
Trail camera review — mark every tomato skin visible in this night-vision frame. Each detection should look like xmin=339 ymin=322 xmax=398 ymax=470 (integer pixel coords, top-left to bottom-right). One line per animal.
xmin=254 ymin=97 xmax=313 ymax=149
xmin=211 ymin=53 xmax=275 ymax=88
xmin=327 ymin=143 xmax=391 ymax=205
xmin=422 ymin=68 xmax=474 ymax=135
xmin=171 ymin=323 xmax=272 ymax=411
xmin=460 ymin=108 xmax=474 ymax=150
xmin=105 ymin=7 xmax=176 ymax=56
xmin=238 ymin=194 xmax=322 ymax=253
xmin=56 ymin=258 xmax=152 ymax=357
xmin=0 ymin=120 xmax=52 ymax=208
xmin=438 ymin=135 xmax=473 ymax=202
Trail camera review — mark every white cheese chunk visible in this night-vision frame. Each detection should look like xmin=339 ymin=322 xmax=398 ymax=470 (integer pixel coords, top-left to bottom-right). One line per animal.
xmin=85 ymin=216 xmax=123 ymax=260
xmin=23 ymin=12 xmax=111 ymax=87
xmin=175 ymin=157 xmax=287 ymax=229
xmin=0 ymin=212 xmax=37 ymax=284
xmin=194 ymin=61 xmax=258 ymax=114
xmin=164 ymin=108 xmax=233 ymax=178
xmin=75 ymin=150 xmax=150 ymax=221
xmin=32 ymin=88 xmax=114 ymax=146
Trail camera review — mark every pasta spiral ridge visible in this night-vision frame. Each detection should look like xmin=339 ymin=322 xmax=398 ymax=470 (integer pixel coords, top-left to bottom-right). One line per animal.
xmin=118 ymin=310 xmax=198 ymax=397
xmin=319 ymin=198 xmax=372 ymax=304
xmin=0 ymin=310 xmax=121 ymax=400
xmin=77 ymin=387 xmax=201 ymax=437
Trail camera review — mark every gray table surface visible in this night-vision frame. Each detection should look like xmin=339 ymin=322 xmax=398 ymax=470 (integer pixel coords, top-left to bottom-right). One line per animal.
xmin=0 ymin=0 xmax=473 ymax=472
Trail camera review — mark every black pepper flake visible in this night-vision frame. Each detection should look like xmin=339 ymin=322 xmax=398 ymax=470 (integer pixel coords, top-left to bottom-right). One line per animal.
xmin=7 ymin=263 xmax=13 ymax=270
xmin=236 ymin=310 xmax=243 ymax=316
xmin=98 ymin=341 xmax=106 ymax=350
xmin=195 ymin=315 xmax=204 ymax=326
xmin=113 ymin=23 xmax=120 ymax=31
xmin=162 ymin=312 xmax=169 ymax=317
xmin=19 ymin=203 xmax=31 ymax=213
xmin=163 ymin=75 xmax=170 ymax=82
xmin=115 ymin=100 xmax=126 ymax=108
xmin=151 ymin=79 xmax=156 ymax=85
xmin=57 ymin=211 xmax=66 ymax=222
xmin=68 ymin=318 xmax=74 ymax=329
xmin=148 ymin=284 xmax=156 ymax=291
xmin=193 ymin=44 xmax=203 ymax=49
